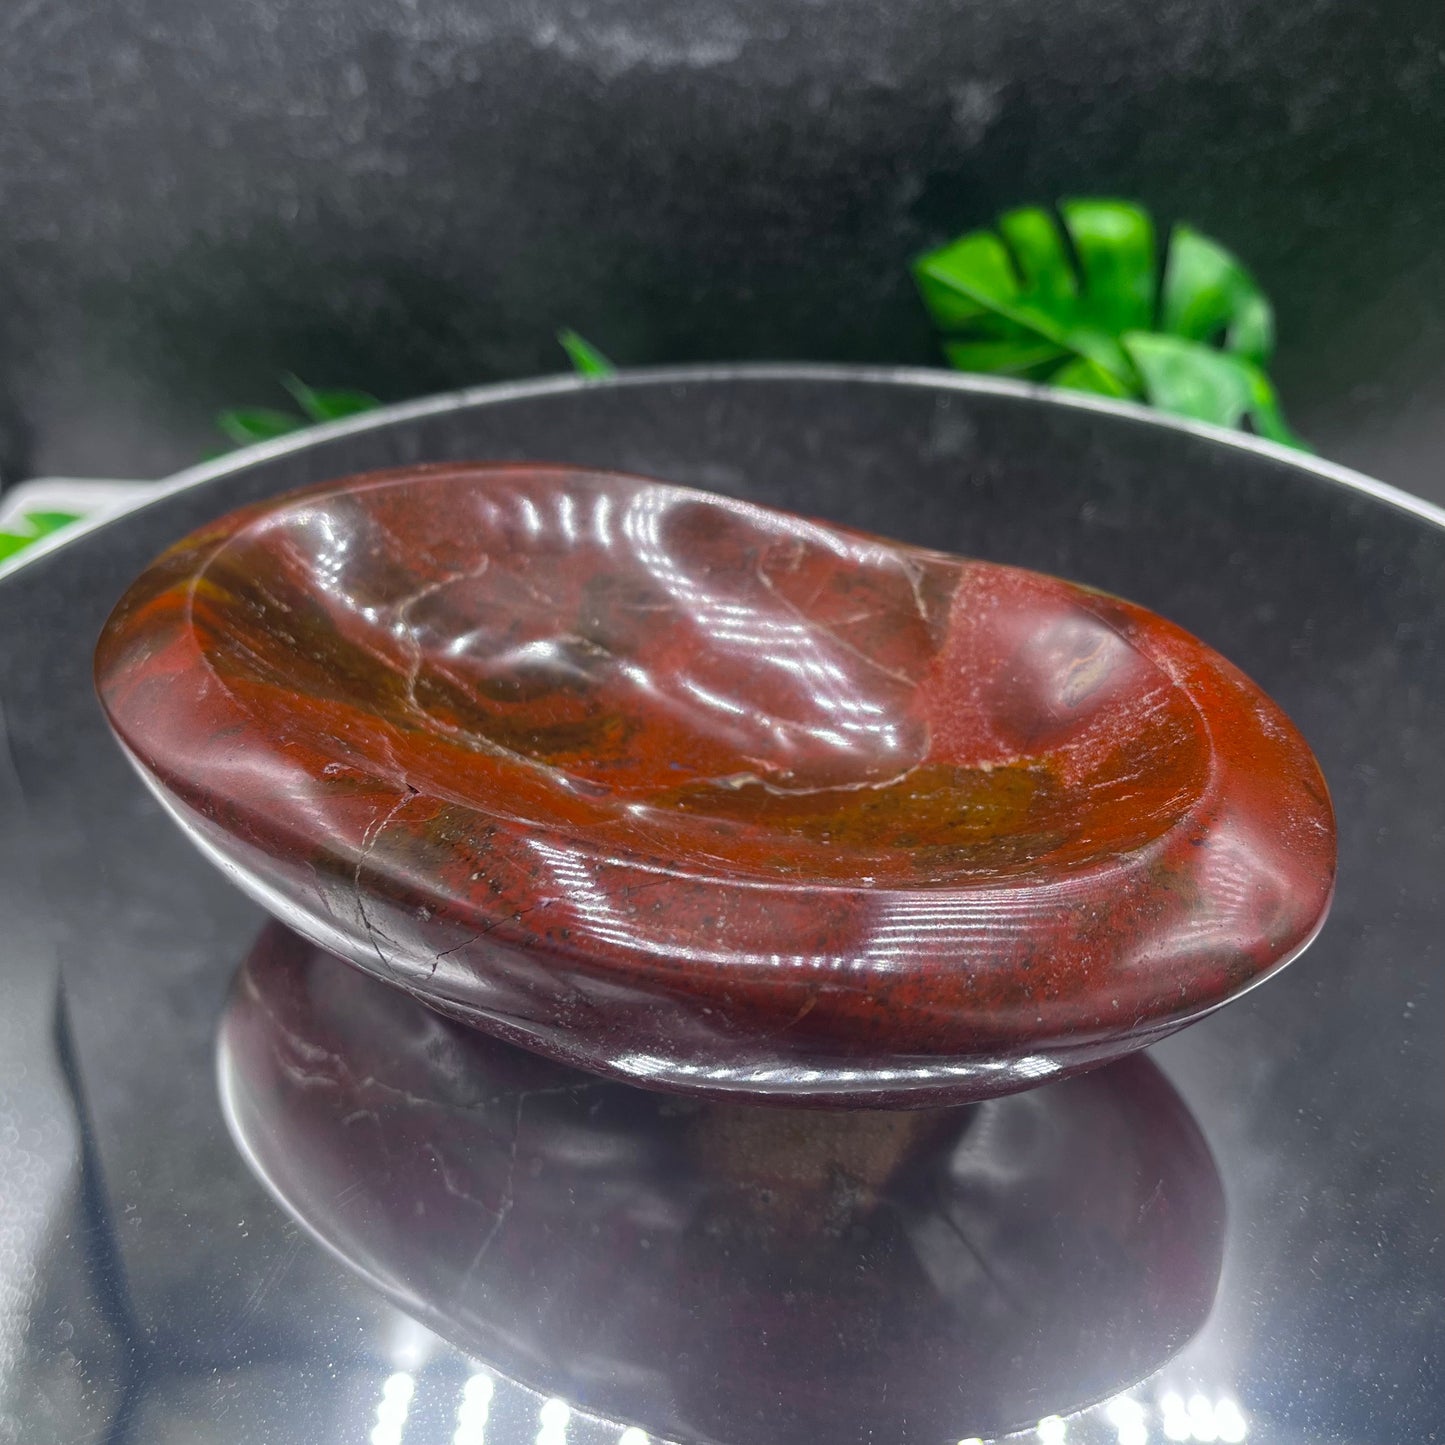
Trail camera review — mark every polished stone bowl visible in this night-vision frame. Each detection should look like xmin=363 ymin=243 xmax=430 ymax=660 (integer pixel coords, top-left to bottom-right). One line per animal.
xmin=94 ymin=452 xmax=1335 ymax=1104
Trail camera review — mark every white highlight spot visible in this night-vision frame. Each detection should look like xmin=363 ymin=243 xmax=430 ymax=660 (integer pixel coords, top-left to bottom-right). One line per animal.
xmin=537 ymin=1396 xmax=571 ymax=1445
xmin=1215 ymin=1399 xmax=1248 ymax=1443
xmin=372 ymin=1371 xmax=414 ymax=1445
xmin=1188 ymin=1394 xmax=1219 ymax=1442
xmin=454 ymin=1374 xmax=494 ymax=1445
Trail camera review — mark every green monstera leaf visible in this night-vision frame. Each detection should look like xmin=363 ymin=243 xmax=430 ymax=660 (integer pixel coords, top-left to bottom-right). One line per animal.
xmin=914 ymin=200 xmax=1305 ymax=447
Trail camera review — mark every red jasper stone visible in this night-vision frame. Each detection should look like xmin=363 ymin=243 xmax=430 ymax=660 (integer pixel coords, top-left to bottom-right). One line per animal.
xmin=95 ymin=463 xmax=1336 ymax=1105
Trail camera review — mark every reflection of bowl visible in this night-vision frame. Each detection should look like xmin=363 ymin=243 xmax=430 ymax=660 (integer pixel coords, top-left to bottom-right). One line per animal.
xmin=98 ymin=463 xmax=1335 ymax=1104
xmin=219 ymin=924 xmax=1227 ymax=1445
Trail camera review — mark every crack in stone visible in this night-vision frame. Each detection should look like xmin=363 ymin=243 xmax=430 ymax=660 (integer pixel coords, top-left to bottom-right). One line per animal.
xmin=393 ymin=554 xmax=494 ymax=707
xmin=897 ymin=553 xmax=941 ymax=629
xmin=431 ymin=896 xmax=559 ymax=970
xmin=354 ymin=787 xmax=420 ymax=977
xmin=753 ymin=562 xmax=921 ymax=691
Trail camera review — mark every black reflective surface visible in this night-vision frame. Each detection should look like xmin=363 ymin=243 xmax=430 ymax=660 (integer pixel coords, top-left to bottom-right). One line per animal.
xmin=1 ymin=369 xmax=1442 ymax=1444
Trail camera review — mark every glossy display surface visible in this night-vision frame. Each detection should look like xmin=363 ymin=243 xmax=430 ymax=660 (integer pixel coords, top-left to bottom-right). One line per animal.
xmin=95 ymin=463 xmax=1335 ymax=1104
xmin=3 ymin=370 xmax=1442 ymax=1445
xmin=220 ymin=923 xmax=1225 ymax=1445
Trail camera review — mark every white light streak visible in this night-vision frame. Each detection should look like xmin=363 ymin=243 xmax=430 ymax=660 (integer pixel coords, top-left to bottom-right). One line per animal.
xmin=453 ymin=1374 xmax=494 ymax=1445
xmin=369 ymin=1370 xmax=415 ymax=1445
xmin=537 ymin=1396 xmax=571 ymax=1445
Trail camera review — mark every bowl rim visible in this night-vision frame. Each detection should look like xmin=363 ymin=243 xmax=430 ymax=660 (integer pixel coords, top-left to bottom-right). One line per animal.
xmin=6 ymin=363 xmax=1444 ymax=587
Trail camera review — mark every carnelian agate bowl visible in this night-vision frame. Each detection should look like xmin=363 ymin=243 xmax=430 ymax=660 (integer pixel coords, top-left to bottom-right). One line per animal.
xmin=95 ymin=463 xmax=1337 ymax=1105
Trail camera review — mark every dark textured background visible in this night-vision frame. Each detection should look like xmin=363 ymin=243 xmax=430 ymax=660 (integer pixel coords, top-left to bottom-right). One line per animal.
xmin=1 ymin=0 xmax=1443 ymax=498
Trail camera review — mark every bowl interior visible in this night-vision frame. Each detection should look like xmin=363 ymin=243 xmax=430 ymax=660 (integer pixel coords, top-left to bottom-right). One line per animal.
xmin=194 ymin=464 xmax=1210 ymax=884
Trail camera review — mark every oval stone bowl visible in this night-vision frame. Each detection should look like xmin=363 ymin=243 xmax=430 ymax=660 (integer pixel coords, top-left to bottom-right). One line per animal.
xmin=95 ymin=460 xmax=1336 ymax=1105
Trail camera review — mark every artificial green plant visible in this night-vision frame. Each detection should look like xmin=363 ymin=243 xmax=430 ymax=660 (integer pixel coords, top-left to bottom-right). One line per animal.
xmin=913 ymin=199 xmax=1304 ymax=447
